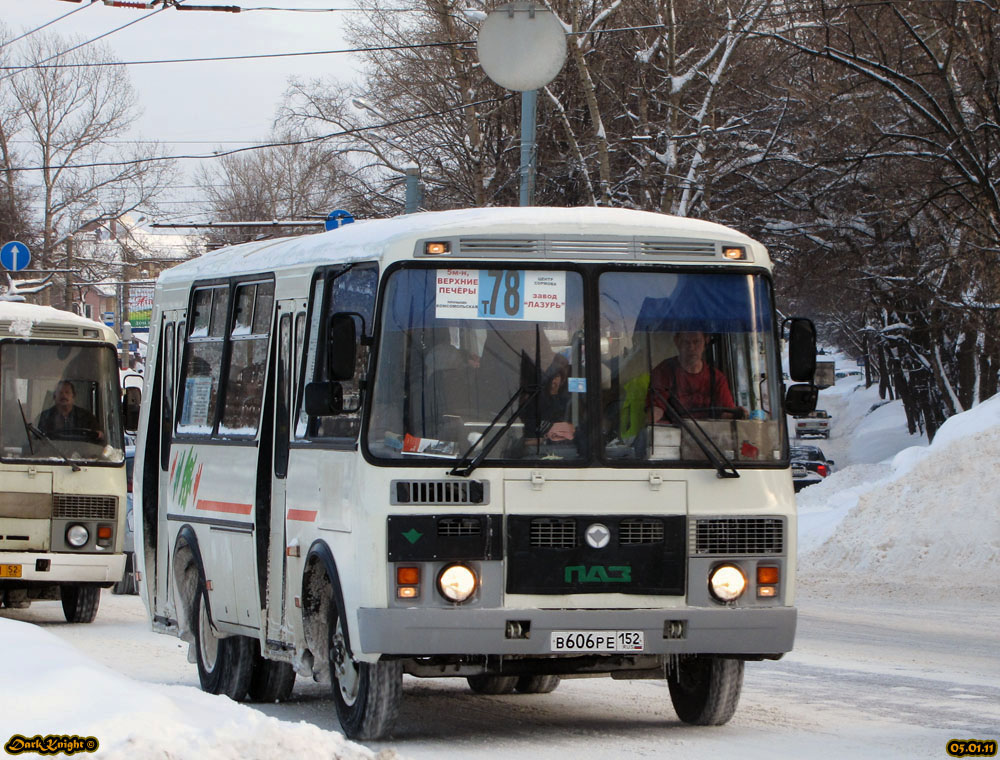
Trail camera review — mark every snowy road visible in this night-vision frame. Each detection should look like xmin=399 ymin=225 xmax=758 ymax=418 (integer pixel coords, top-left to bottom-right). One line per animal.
xmin=8 ymin=586 xmax=997 ymax=760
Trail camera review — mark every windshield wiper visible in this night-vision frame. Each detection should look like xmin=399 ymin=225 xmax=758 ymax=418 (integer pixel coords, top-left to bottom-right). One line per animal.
xmin=18 ymin=400 xmax=82 ymax=472
xmin=649 ymin=390 xmax=739 ymax=479
xmin=449 ymin=381 xmax=541 ymax=477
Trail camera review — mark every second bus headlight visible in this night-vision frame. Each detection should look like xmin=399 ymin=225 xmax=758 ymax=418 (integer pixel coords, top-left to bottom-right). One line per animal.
xmin=437 ymin=564 xmax=477 ymax=603
xmin=709 ymin=564 xmax=747 ymax=602
xmin=66 ymin=524 xmax=89 ymax=548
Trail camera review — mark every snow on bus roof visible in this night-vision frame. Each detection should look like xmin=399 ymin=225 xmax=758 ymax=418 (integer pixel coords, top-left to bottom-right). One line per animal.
xmin=157 ymin=206 xmax=759 ymax=285
xmin=0 ymin=301 xmax=104 ymax=329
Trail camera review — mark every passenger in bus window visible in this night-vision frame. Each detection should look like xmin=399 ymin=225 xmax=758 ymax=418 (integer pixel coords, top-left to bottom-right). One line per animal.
xmin=648 ymin=332 xmax=742 ymax=420
xmin=521 ymin=355 xmax=576 ymax=444
xmin=37 ymin=380 xmax=104 ymax=441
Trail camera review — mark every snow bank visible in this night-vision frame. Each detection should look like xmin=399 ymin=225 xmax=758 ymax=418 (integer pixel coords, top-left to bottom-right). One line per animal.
xmin=0 ymin=616 xmax=395 ymax=760
xmin=800 ymin=393 xmax=1000 ymax=599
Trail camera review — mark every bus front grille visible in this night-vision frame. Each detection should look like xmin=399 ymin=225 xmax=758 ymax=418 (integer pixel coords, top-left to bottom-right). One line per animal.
xmin=52 ymin=494 xmax=117 ymax=520
xmin=437 ymin=517 xmax=482 ymax=537
xmin=692 ymin=518 xmax=784 ymax=556
xmin=391 ymin=480 xmax=488 ymax=506
xmin=619 ymin=518 xmax=665 ymax=544
xmin=529 ymin=518 xmax=577 ymax=548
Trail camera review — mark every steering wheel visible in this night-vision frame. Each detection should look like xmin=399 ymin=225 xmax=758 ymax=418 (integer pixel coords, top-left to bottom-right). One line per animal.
xmin=54 ymin=427 xmax=102 ymax=443
xmin=686 ymin=407 xmax=746 ymax=420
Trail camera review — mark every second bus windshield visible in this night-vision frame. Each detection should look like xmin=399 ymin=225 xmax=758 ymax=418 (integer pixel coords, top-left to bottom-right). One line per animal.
xmin=365 ymin=266 xmax=782 ymax=466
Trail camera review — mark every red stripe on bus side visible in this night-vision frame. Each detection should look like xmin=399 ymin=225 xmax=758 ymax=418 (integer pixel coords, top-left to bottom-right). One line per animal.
xmin=286 ymin=509 xmax=317 ymax=522
xmin=196 ymin=500 xmax=253 ymax=515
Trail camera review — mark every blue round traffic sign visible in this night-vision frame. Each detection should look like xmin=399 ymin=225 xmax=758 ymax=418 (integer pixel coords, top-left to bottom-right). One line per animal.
xmin=0 ymin=241 xmax=31 ymax=272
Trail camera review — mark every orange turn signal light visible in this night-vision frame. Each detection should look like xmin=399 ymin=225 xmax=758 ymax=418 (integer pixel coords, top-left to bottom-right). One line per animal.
xmin=757 ymin=566 xmax=780 ymax=584
xmin=97 ymin=525 xmax=113 ymax=540
xmin=397 ymin=566 xmax=420 ymax=585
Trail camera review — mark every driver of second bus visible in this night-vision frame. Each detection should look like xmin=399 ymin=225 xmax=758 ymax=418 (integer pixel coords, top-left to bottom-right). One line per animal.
xmin=37 ymin=380 xmax=104 ymax=441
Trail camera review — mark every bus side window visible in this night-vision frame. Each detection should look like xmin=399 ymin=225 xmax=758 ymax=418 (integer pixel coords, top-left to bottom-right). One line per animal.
xmin=311 ymin=264 xmax=377 ymax=441
xmin=220 ymin=280 xmax=274 ymax=436
xmin=177 ymin=286 xmax=228 ymax=435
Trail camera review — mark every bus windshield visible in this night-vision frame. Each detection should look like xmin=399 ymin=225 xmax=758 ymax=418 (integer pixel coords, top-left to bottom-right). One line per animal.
xmin=0 ymin=343 xmax=124 ymax=464
xmin=366 ymin=266 xmax=782 ymax=466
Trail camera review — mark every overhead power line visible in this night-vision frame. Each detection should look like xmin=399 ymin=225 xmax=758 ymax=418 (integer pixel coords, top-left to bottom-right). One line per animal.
xmin=0 ymin=38 xmax=471 ymax=69
xmin=0 ymin=0 xmax=98 ymax=52
xmin=4 ymin=94 xmax=514 ymax=172
xmin=0 ymin=21 xmax=675 ymax=71
xmin=0 ymin=1 xmax=173 ymax=84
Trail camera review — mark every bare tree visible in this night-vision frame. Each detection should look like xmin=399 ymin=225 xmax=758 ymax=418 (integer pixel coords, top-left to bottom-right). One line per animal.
xmin=0 ymin=31 xmax=175 ymax=304
xmin=196 ymin=137 xmax=349 ymax=246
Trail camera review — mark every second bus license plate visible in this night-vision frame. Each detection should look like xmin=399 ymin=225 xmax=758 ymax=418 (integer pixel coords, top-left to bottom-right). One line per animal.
xmin=0 ymin=564 xmax=22 ymax=578
xmin=550 ymin=630 xmax=644 ymax=653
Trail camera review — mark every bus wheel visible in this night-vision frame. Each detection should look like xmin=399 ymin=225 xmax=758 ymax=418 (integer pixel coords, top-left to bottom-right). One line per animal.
xmin=467 ymin=674 xmax=518 ymax=694
xmin=515 ymin=675 xmax=561 ymax=694
xmin=667 ymin=655 xmax=744 ymax=726
xmin=328 ymin=601 xmax=402 ymax=740
xmin=248 ymin=640 xmax=296 ymax=703
xmin=192 ymin=586 xmax=253 ymax=700
xmin=61 ymin=585 xmax=100 ymax=623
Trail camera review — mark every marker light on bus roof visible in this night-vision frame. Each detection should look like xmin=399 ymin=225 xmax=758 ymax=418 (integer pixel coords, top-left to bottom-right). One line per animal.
xmin=722 ymin=246 xmax=747 ymax=260
xmin=424 ymin=241 xmax=451 ymax=255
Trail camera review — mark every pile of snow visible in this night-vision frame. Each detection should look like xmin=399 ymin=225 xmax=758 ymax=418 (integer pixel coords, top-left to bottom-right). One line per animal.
xmin=0 ymin=616 xmax=395 ymax=760
xmin=798 ymin=378 xmax=999 ymax=600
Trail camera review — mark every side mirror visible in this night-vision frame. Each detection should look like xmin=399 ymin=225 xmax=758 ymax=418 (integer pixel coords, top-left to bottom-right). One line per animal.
xmin=123 ymin=386 xmax=141 ymax=432
xmin=304 ymin=381 xmax=344 ymax=417
xmin=785 ymin=318 xmax=817 ymax=382
xmin=327 ymin=313 xmax=358 ymax=382
xmin=785 ymin=383 xmax=819 ymax=416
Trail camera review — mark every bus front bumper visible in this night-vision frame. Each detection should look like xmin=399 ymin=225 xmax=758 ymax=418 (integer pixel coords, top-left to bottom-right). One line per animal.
xmin=357 ymin=605 xmax=796 ymax=657
xmin=0 ymin=552 xmax=126 ymax=585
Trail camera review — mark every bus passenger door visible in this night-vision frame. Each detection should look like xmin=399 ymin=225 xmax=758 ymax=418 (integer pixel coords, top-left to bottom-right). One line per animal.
xmin=154 ymin=313 xmax=183 ymax=620
xmin=265 ymin=300 xmax=304 ymax=644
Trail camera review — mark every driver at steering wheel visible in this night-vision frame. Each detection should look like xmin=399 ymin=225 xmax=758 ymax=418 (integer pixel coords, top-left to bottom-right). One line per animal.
xmin=37 ymin=380 xmax=104 ymax=442
xmin=648 ymin=331 xmax=742 ymax=421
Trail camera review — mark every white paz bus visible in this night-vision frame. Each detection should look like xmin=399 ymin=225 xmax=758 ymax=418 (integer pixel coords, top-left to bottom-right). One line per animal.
xmin=134 ymin=207 xmax=818 ymax=739
xmin=0 ymin=302 xmax=131 ymax=623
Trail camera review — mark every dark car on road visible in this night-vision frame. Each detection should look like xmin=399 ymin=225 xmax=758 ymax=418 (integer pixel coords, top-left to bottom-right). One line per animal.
xmin=791 ymin=444 xmax=835 ymax=492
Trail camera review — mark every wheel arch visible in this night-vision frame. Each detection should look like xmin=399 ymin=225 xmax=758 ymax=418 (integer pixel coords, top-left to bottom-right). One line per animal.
xmin=300 ymin=539 xmax=351 ymax=681
xmin=172 ymin=524 xmax=208 ymax=645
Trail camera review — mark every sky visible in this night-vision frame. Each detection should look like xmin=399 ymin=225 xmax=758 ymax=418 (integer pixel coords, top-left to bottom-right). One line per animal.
xmin=0 ymin=0 xmax=361 ymax=142
xmin=0 ymin=0 xmax=366 ymax=223
xmin=1 ymin=354 xmax=997 ymax=756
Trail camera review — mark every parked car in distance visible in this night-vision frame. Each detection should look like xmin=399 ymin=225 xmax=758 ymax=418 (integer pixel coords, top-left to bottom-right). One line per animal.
xmin=794 ymin=408 xmax=831 ymax=438
xmin=112 ymin=446 xmax=138 ymax=595
xmin=791 ymin=445 xmax=835 ymax=492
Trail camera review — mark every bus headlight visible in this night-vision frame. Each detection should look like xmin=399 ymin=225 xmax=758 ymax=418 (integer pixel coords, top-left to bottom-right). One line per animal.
xmin=66 ymin=524 xmax=89 ymax=548
xmin=709 ymin=564 xmax=746 ymax=602
xmin=437 ymin=564 xmax=477 ymax=603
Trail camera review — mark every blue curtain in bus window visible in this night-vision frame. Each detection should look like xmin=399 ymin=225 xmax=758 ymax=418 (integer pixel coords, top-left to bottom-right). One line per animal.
xmin=632 ymin=274 xmax=771 ymax=334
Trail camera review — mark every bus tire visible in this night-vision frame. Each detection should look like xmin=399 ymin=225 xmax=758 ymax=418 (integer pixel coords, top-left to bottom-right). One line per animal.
xmin=61 ymin=585 xmax=100 ymax=623
xmin=667 ymin=655 xmax=744 ymax=726
xmin=248 ymin=641 xmax=296 ymax=703
xmin=328 ymin=600 xmax=402 ymax=739
xmin=467 ymin=675 xmax=518 ymax=694
xmin=515 ymin=675 xmax=561 ymax=694
xmin=192 ymin=585 xmax=253 ymax=701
